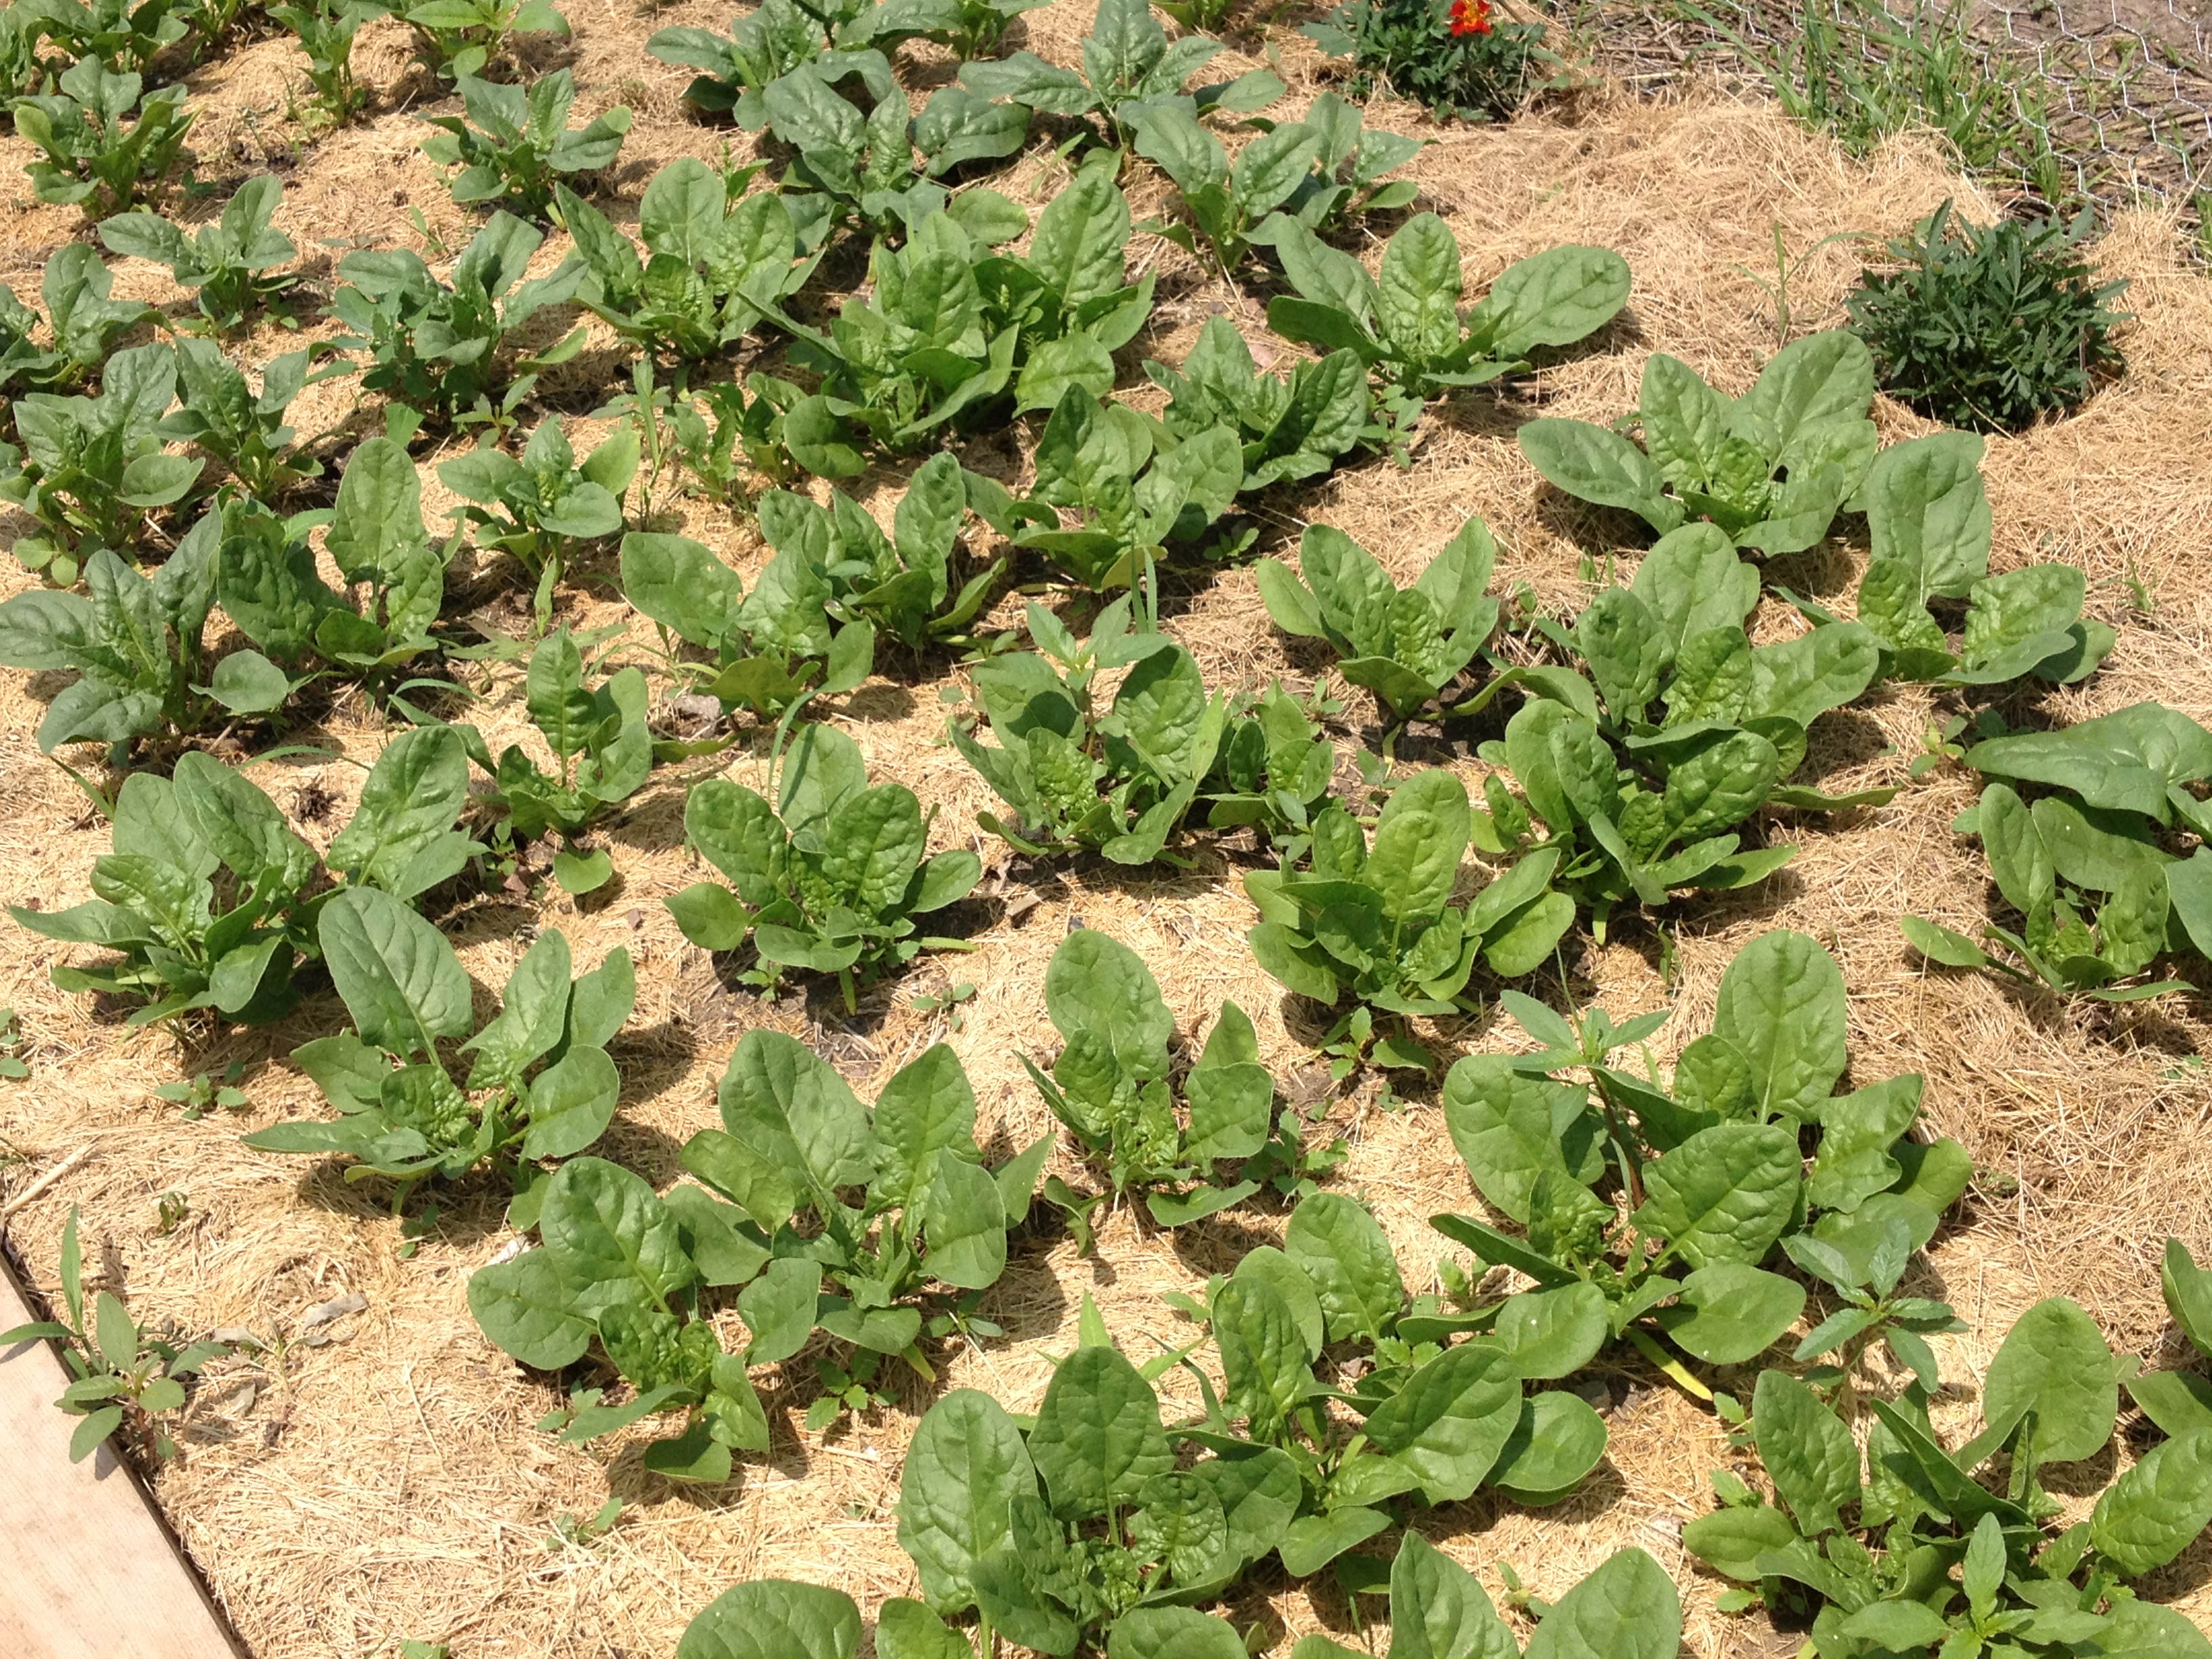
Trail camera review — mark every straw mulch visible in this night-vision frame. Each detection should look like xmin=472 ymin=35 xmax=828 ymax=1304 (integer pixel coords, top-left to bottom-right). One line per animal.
xmin=1 ymin=2 xmax=2211 ymax=1654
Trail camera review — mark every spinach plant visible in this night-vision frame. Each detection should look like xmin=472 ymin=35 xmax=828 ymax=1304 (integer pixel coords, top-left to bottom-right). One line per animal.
xmin=1902 ymin=702 xmax=2212 ymax=999
xmin=1269 ymin=216 xmax=1629 ymax=455
xmin=899 ymin=1334 xmax=1300 ymax=1651
xmin=1473 ymin=525 xmax=1891 ymax=937
xmin=1517 ymin=330 xmax=1879 ymax=555
xmin=419 ymin=70 xmax=631 ymax=220
xmin=95 ymin=173 xmax=297 ymax=333
xmin=1295 ymin=1536 xmax=1683 ymax=1659
xmin=0 ymin=341 xmax=201 ymax=583
xmin=1254 ymin=516 xmax=1500 ymax=722
xmin=679 ymin=1031 xmax=1048 ymax=1401
xmin=327 ymin=211 xmax=585 ymax=428
xmin=5 ymin=0 xmax=189 ymax=75
xmin=1687 ymin=1299 xmax=2212 ymax=1655
xmin=270 ymin=0 xmax=380 ymax=125
xmin=762 ymin=65 xmax=1027 ymax=243
xmin=1134 ymin=95 xmax=1420 ymax=272
xmin=398 ymin=0 xmax=567 ymax=79
xmin=2130 ymin=1239 xmax=2212 ymax=1445
xmin=0 ymin=1206 xmax=228 ymax=1465
xmin=158 ymin=340 xmax=323 ymax=501
xmin=755 ymin=451 xmax=1006 ymax=650
xmin=1435 ymin=929 xmax=1971 ymax=1396
xmin=1024 ymin=928 xmax=1275 ymax=1231
xmin=596 ymin=358 xmax=800 ymax=510
xmin=458 ymin=625 xmax=649 ymax=888
xmin=958 ymin=0 xmax=1277 ymax=149
xmin=845 ymin=0 xmax=1046 ymax=60
xmin=560 ymin=157 xmax=817 ymax=361
xmin=1004 ymin=385 xmax=1245 ymax=608
xmin=9 ymin=725 xmax=479 ymax=1023
xmin=647 ymin=0 xmax=890 ymax=127
xmin=13 ymin=58 xmax=193 ymax=215
xmin=783 ymin=169 xmax=1157 ymax=468
xmin=950 ymin=598 xmax=1229 ymax=864
xmin=198 ymin=434 xmax=445 ymax=705
xmin=1145 ymin=316 xmax=1372 ymax=495
xmin=1246 ymin=770 xmax=1573 ymax=1067
xmin=245 ymin=899 xmax=634 ymax=1206
xmin=468 ymin=1155 xmax=780 ymax=1483
xmin=1201 ymin=681 xmax=1340 ymax=854
xmin=619 ymin=528 xmax=874 ymax=717
xmin=0 ymin=535 xmax=218 ymax=749
xmin=1181 ymin=1190 xmax=1612 ymax=1573
xmin=0 ymin=244 xmax=154 ymax=397
xmin=666 ymin=721 xmax=982 ymax=1009
xmin=438 ymin=416 xmax=634 ymax=611
xmin=1785 ymin=431 xmax=2113 ymax=689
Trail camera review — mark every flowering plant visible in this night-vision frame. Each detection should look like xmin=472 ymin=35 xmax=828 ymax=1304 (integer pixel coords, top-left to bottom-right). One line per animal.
xmin=1303 ymin=0 xmax=1557 ymax=123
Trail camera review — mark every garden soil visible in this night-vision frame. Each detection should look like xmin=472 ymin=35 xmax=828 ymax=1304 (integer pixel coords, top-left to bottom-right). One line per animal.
xmin=2 ymin=3 xmax=2211 ymax=1655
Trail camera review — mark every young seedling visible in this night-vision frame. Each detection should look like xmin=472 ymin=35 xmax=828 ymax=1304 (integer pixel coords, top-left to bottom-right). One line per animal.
xmin=327 ymin=211 xmax=586 ymax=429
xmin=1255 ymin=516 xmax=1500 ymax=724
xmin=158 ymin=340 xmax=325 ymax=501
xmin=754 ymin=451 xmax=1008 ymax=650
xmin=666 ymin=721 xmax=983 ymax=1010
xmin=1435 ymin=930 xmax=1971 ymax=1395
xmin=0 ymin=1006 xmax=28 ymax=1079
xmin=1145 ymin=316 xmax=1372 ymax=495
xmin=1687 ymin=1296 xmax=2212 ymax=1652
xmin=647 ymin=0 xmax=892 ymax=128
xmin=418 ymin=70 xmax=632 ymax=220
xmin=617 ymin=527 xmax=873 ymax=719
xmin=1271 ymin=214 xmax=1629 ymax=457
xmin=97 ymin=173 xmax=298 ymax=333
xmin=0 ymin=245 xmax=156 ymax=398
xmin=908 ymin=980 xmax=976 ymax=1031
xmin=845 ymin=0 xmax=1047 ymax=60
xmin=247 ymin=904 xmax=635 ymax=1210
xmin=1518 ymin=329 xmax=1878 ymax=555
xmin=561 ymin=157 xmax=816 ymax=362
xmin=1780 ymin=431 xmax=2113 ymax=688
xmin=11 ymin=725 xmax=481 ymax=1024
xmin=13 ymin=58 xmax=194 ymax=216
xmin=398 ymin=0 xmax=569 ymax=79
xmin=545 ymin=1497 xmax=622 ymax=1549
xmin=949 ymin=597 xmax=1229 ymax=865
xmin=0 ymin=340 xmax=204 ymax=583
xmin=153 ymin=1063 xmax=248 ymax=1120
xmin=1025 ymin=928 xmax=1275 ymax=1231
xmin=1200 ymin=682 xmax=1340 ymax=857
xmin=270 ymin=0 xmax=382 ymax=125
xmin=0 ymin=1207 xmax=230 ymax=1463
xmin=457 ymin=625 xmax=651 ymax=892
xmin=438 ymin=417 xmax=636 ymax=621
xmin=15 ymin=0 xmax=191 ymax=75
xmin=591 ymin=358 xmax=802 ymax=511
xmin=958 ymin=0 xmax=1280 ymax=150
xmin=1782 ymin=1212 xmax=1964 ymax=1395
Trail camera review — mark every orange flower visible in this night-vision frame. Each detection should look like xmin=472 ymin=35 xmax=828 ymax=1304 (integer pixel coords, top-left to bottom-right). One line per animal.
xmin=1449 ymin=0 xmax=1492 ymax=32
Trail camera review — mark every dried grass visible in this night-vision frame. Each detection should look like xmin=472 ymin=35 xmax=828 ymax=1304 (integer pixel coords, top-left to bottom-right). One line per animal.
xmin=1 ymin=2 xmax=2211 ymax=1654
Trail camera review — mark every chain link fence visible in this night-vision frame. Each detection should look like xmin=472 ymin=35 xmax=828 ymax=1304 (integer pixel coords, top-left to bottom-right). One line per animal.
xmin=1580 ymin=0 xmax=2212 ymax=234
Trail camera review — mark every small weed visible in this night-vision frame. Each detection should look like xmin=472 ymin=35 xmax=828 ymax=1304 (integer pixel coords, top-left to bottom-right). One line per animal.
xmin=0 ymin=1007 xmax=28 ymax=1079
xmin=154 ymin=1064 xmax=248 ymax=1121
xmin=155 ymin=1191 xmax=190 ymax=1234
xmin=909 ymin=981 xmax=977 ymax=1032
xmin=806 ymin=1351 xmax=893 ymax=1432
xmin=546 ymin=1498 xmax=622 ymax=1549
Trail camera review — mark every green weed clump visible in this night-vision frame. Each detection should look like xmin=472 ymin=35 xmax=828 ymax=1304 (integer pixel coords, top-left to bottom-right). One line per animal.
xmin=1847 ymin=199 xmax=2129 ymax=432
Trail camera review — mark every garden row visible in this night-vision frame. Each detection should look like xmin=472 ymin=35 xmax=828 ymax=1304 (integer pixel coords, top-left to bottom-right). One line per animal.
xmin=0 ymin=0 xmax=2189 ymax=1652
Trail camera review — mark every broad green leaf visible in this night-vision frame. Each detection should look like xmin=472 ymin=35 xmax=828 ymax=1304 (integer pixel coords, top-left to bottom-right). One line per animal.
xmin=1366 ymin=769 xmax=1469 ymax=926
xmin=1633 ymin=1122 xmax=1801 ymax=1269
xmin=2165 ymin=1237 xmax=2212 ymax=1357
xmin=1984 ymin=1296 xmax=2116 ymax=1464
xmin=467 ymin=1248 xmax=594 ymax=1369
xmin=1105 ymin=1609 xmax=1244 ymax=1659
xmin=1653 ymin=1263 xmax=1805 ymax=1364
xmin=678 ymin=1580 xmax=861 ymax=1659
xmin=1284 ymin=1191 xmax=1404 ymax=1343
xmin=1027 ymin=1343 xmax=1173 ymax=1519
xmin=1712 ymin=930 xmax=1848 ymax=1122
xmin=1518 ymin=418 xmax=1684 ymax=535
xmin=1752 ymin=1369 xmax=1858 ymax=1535
xmin=317 ymin=888 xmax=472 ymax=1059
xmin=1360 ymin=1339 xmax=1520 ymax=1502
xmin=2090 ymin=1429 xmax=2212 ymax=1577
xmin=1384 ymin=1532 xmax=1515 ymax=1659
xmin=1211 ymin=1274 xmax=1311 ymax=1437
xmin=539 ymin=1155 xmax=697 ymax=1315
xmin=1521 ymin=1547 xmax=1681 ymax=1659
xmin=1494 ymin=1281 xmax=1608 ymax=1380
xmin=1488 ymin=1390 xmax=1608 ymax=1504
xmin=898 ymin=1389 xmax=1037 ymax=1613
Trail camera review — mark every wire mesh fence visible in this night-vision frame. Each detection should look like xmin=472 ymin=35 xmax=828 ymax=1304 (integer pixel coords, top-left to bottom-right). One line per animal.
xmin=1580 ymin=0 xmax=2212 ymax=233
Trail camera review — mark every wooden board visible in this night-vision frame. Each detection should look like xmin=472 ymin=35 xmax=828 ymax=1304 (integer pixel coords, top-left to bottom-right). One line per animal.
xmin=0 ymin=1253 xmax=245 ymax=1659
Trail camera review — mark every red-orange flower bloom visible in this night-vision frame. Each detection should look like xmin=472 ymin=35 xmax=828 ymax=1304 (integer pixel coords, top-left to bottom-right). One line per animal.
xmin=1448 ymin=0 xmax=1492 ymax=32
